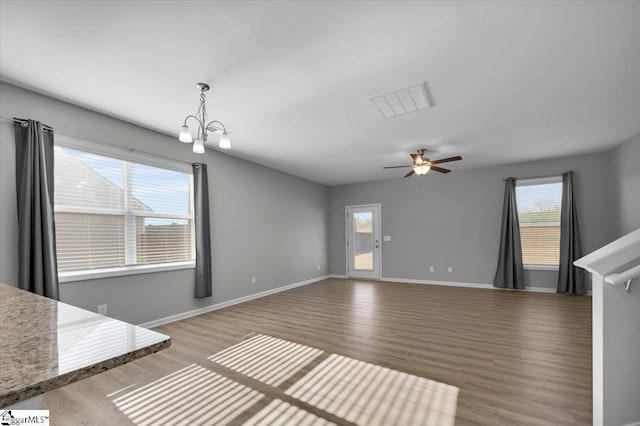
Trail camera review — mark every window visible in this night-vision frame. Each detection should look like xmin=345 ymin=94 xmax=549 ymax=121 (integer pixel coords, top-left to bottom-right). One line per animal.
xmin=515 ymin=177 xmax=563 ymax=269
xmin=54 ymin=138 xmax=194 ymax=281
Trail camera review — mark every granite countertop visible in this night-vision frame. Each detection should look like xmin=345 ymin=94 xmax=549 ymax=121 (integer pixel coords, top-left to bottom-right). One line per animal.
xmin=0 ymin=283 xmax=171 ymax=407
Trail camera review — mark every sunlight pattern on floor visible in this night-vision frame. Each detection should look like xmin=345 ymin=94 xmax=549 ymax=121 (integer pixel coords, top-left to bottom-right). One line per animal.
xmin=113 ymin=364 xmax=263 ymax=426
xmin=208 ymin=334 xmax=323 ymax=386
xmin=285 ymin=354 xmax=459 ymax=426
xmin=244 ymin=399 xmax=336 ymax=426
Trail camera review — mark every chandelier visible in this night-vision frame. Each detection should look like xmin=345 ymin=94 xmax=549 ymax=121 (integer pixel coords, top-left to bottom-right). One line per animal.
xmin=178 ymin=83 xmax=231 ymax=154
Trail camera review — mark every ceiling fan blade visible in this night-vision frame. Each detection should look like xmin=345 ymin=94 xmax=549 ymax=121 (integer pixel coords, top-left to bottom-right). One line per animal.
xmin=430 ymin=156 xmax=462 ymax=165
xmin=404 ymin=170 xmax=416 ymax=178
xmin=383 ymin=165 xmax=412 ymax=169
xmin=430 ymin=166 xmax=450 ymax=174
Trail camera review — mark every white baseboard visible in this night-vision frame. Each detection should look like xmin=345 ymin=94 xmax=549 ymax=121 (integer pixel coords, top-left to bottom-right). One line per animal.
xmin=383 ymin=276 xmax=496 ymax=290
xmin=330 ymin=274 xmax=592 ymax=295
xmin=384 ymin=277 xmax=559 ymax=293
xmin=383 ymin=276 xmax=590 ymax=294
xmin=138 ymin=275 xmax=330 ymax=329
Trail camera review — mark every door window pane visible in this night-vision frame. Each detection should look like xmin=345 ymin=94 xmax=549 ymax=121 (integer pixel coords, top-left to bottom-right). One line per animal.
xmin=353 ymin=212 xmax=373 ymax=271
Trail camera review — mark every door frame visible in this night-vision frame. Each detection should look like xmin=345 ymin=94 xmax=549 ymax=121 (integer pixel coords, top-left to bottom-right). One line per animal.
xmin=345 ymin=203 xmax=382 ymax=279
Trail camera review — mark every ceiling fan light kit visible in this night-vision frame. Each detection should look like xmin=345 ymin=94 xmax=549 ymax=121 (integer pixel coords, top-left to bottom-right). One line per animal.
xmin=384 ymin=149 xmax=462 ymax=178
xmin=413 ymin=164 xmax=431 ymax=175
xmin=178 ymin=82 xmax=231 ymax=154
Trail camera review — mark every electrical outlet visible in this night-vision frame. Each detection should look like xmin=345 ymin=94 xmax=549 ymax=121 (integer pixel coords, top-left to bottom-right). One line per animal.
xmin=317 ymin=264 xmax=321 ymax=271
xmin=251 ymin=276 xmax=256 ymax=284
xmin=429 ymin=266 xmax=434 ymax=273
xmin=448 ymin=267 xmax=453 ymax=273
xmin=98 ymin=304 xmax=107 ymax=315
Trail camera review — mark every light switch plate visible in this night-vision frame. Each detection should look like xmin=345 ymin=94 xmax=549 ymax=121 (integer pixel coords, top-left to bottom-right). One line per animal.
xmin=383 ymin=235 xmax=391 ymax=242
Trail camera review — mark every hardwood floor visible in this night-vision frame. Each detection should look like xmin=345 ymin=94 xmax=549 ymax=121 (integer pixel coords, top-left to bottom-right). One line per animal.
xmin=42 ymin=278 xmax=592 ymax=425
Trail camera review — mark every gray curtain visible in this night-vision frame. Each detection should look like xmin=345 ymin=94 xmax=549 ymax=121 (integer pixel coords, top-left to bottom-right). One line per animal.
xmin=557 ymin=171 xmax=586 ymax=294
xmin=493 ymin=177 xmax=525 ymax=289
xmin=192 ymin=163 xmax=212 ymax=298
xmin=14 ymin=119 xmax=59 ymax=300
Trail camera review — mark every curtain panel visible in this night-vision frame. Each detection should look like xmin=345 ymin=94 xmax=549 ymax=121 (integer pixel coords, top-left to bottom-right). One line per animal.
xmin=14 ymin=119 xmax=59 ymax=300
xmin=493 ymin=177 xmax=525 ymax=289
xmin=192 ymin=163 xmax=212 ymax=298
xmin=557 ymin=171 xmax=586 ymax=294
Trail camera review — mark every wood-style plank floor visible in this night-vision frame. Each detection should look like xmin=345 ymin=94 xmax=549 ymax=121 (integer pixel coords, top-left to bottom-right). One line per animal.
xmin=41 ymin=279 xmax=592 ymax=425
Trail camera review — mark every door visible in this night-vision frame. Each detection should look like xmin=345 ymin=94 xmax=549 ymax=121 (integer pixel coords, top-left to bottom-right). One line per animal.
xmin=346 ymin=204 xmax=381 ymax=279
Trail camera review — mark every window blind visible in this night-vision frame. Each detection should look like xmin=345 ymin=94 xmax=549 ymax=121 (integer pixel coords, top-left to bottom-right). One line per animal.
xmin=54 ymin=146 xmax=194 ymax=274
xmin=515 ymin=179 xmax=563 ymax=266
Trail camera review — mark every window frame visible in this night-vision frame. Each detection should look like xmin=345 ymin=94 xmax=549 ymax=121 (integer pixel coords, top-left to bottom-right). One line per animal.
xmin=54 ymin=135 xmax=196 ymax=283
xmin=515 ymin=176 xmax=563 ymax=271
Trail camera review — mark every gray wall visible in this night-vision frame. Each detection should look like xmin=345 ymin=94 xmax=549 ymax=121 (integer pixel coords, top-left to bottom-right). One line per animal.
xmin=603 ymin=132 xmax=640 ymax=426
xmin=611 ymin=131 xmax=640 ymax=237
xmin=0 ymin=82 xmax=329 ymax=325
xmin=329 ymin=152 xmax=614 ymax=289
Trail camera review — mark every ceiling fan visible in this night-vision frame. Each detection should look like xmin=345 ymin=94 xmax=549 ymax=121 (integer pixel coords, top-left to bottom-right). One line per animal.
xmin=384 ymin=149 xmax=462 ymax=177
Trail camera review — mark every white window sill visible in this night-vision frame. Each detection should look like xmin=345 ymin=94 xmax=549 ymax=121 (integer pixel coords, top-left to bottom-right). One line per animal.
xmin=524 ymin=264 xmax=559 ymax=271
xmin=59 ymin=261 xmax=196 ymax=283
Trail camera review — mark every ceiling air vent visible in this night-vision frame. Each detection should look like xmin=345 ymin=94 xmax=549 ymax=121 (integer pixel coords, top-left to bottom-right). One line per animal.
xmin=369 ymin=82 xmax=433 ymax=118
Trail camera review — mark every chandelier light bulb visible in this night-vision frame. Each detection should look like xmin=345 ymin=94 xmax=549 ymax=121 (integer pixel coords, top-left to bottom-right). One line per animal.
xmin=178 ymin=125 xmax=193 ymax=143
xmin=193 ymin=138 xmax=205 ymax=154
xmin=219 ymin=132 xmax=231 ymax=150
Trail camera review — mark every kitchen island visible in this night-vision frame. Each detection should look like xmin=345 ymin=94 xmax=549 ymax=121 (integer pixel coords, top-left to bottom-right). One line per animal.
xmin=0 ymin=283 xmax=170 ymax=407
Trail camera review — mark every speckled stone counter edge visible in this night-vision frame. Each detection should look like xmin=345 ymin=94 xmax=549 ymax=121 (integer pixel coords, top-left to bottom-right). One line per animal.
xmin=0 ymin=338 xmax=170 ymax=408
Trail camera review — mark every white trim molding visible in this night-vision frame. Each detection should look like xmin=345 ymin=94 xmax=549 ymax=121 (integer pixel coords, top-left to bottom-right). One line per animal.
xmin=138 ymin=275 xmax=330 ymax=329
xmin=515 ymin=175 xmax=563 ymax=186
xmin=329 ymin=275 xmax=591 ymax=294
xmin=524 ymin=264 xmax=559 ymax=271
xmin=381 ymin=276 xmax=559 ymax=293
xmin=60 ymin=261 xmax=196 ymax=283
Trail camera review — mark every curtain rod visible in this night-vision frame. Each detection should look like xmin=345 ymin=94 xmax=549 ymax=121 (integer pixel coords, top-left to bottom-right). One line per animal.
xmin=2 ymin=115 xmax=54 ymax=131
xmin=1 ymin=115 xmax=198 ymax=167
xmin=502 ymin=173 xmax=568 ymax=182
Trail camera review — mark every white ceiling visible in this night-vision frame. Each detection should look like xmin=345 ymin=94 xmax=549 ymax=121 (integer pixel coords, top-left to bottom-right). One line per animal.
xmin=1 ymin=1 xmax=639 ymax=185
